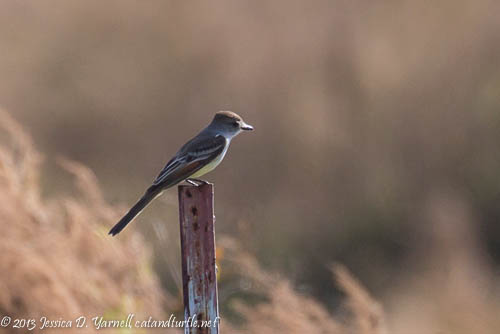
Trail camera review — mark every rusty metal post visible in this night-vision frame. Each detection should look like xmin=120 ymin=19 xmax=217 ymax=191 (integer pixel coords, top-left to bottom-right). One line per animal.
xmin=178 ymin=183 xmax=219 ymax=334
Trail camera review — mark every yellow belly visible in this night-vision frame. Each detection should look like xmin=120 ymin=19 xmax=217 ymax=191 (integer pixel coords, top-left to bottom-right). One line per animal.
xmin=190 ymin=144 xmax=228 ymax=178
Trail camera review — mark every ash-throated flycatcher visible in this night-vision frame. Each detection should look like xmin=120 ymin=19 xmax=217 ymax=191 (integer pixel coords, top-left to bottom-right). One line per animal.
xmin=109 ymin=111 xmax=253 ymax=236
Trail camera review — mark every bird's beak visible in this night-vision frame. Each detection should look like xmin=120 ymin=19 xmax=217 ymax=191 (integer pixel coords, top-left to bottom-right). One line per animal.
xmin=240 ymin=121 xmax=254 ymax=131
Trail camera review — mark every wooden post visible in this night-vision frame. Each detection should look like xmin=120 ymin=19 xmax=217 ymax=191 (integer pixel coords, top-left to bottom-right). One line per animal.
xmin=178 ymin=183 xmax=219 ymax=334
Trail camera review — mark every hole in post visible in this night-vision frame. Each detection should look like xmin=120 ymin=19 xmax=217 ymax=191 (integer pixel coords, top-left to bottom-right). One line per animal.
xmin=186 ymin=190 xmax=192 ymax=198
xmin=191 ymin=206 xmax=198 ymax=216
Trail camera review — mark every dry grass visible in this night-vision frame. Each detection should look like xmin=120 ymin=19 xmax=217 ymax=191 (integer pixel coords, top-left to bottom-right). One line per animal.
xmin=0 ymin=109 xmax=170 ymax=333
xmin=217 ymin=237 xmax=387 ymax=334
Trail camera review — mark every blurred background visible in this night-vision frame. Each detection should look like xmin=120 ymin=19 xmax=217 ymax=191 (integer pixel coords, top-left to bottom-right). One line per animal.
xmin=1 ymin=1 xmax=500 ymax=333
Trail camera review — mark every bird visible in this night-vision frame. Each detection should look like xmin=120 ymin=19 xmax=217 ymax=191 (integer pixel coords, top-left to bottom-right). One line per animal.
xmin=108 ymin=111 xmax=254 ymax=236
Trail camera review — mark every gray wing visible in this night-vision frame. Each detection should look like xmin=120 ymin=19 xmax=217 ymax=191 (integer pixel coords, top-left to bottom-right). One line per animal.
xmin=152 ymin=134 xmax=226 ymax=187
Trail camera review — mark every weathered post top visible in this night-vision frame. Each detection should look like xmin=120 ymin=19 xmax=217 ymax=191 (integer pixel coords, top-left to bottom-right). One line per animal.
xmin=178 ymin=183 xmax=219 ymax=334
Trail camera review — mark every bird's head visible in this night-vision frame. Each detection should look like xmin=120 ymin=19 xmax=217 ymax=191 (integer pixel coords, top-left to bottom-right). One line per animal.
xmin=210 ymin=111 xmax=254 ymax=137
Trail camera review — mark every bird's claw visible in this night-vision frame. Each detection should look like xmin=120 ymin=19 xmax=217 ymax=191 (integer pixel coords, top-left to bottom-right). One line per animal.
xmin=186 ymin=178 xmax=210 ymax=186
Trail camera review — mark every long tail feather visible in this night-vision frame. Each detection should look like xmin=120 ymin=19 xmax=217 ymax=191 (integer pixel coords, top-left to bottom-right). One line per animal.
xmin=109 ymin=188 xmax=159 ymax=236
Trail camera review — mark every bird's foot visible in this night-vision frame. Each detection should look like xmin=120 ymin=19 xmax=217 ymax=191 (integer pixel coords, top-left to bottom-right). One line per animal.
xmin=186 ymin=178 xmax=210 ymax=186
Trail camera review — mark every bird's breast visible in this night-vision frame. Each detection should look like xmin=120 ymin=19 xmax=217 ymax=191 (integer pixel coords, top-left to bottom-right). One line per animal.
xmin=190 ymin=141 xmax=229 ymax=178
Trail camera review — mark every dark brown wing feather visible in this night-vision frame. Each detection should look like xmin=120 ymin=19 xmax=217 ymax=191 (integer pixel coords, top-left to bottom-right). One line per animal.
xmin=152 ymin=134 xmax=226 ymax=188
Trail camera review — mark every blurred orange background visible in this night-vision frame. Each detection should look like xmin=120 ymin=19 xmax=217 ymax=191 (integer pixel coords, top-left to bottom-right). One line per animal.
xmin=1 ymin=1 xmax=500 ymax=333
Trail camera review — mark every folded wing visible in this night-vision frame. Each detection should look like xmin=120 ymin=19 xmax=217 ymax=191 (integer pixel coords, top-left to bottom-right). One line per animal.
xmin=152 ymin=134 xmax=226 ymax=188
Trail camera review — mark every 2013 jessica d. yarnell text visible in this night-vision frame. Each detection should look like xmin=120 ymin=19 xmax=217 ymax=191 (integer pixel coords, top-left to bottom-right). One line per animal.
xmin=11 ymin=314 xmax=218 ymax=330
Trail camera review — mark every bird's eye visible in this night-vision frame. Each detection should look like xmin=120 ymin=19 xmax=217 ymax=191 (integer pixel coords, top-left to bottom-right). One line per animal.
xmin=232 ymin=121 xmax=239 ymax=127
